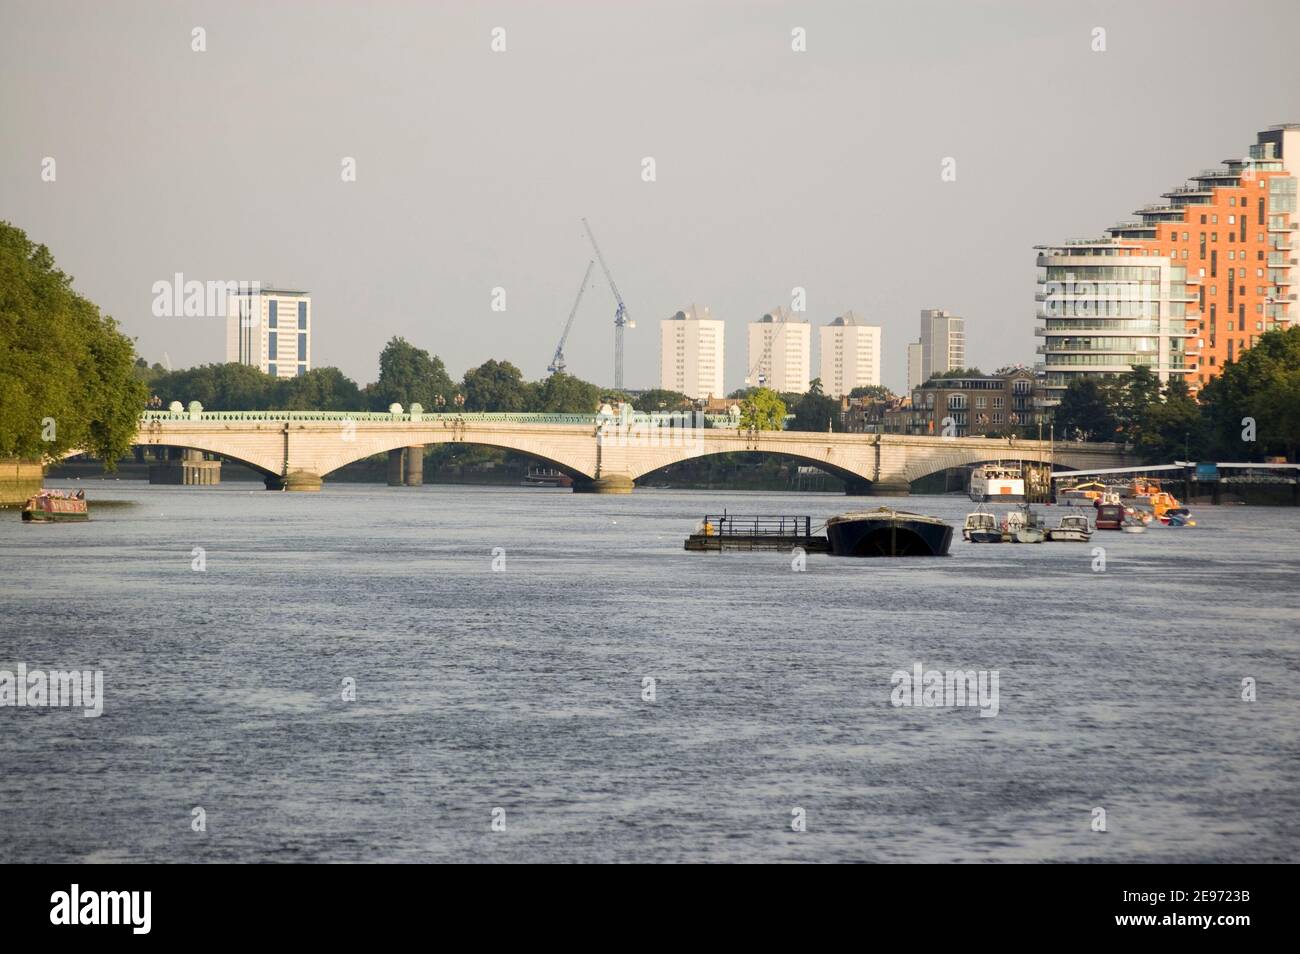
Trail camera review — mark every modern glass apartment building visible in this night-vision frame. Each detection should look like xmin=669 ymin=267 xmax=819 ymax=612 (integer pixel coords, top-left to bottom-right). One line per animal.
xmin=225 ymin=286 xmax=312 ymax=379
xmin=1033 ymin=241 xmax=1192 ymax=401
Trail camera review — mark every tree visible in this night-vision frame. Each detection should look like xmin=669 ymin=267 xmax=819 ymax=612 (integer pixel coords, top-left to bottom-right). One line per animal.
xmin=1135 ymin=376 xmax=1205 ymax=463
xmin=370 ymin=337 xmax=454 ymax=410
xmin=848 ymin=385 xmax=896 ymax=402
xmin=790 ymin=383 xmax=839 ymax=432
xmin=632 ymin=388 xmax=692 ymax=412
xmin=1110 ymin=365 xmax=1162 ymax=444
xmin=1053 ymin=378 xmax=1116 ymax=442
xmin=279 ymin=367 xmax=363 ymax=410
xmin=927 ymin=367 xmax=983 ymax=381
xmin=1201 ymin=326 xmax=1300 ymax=461
xmin=0 ymin=221 xmax=146 ymax=466
xmin=461 ymin=359 xmax=527 ymax=411
xmin=738 ymin=387 xmax=786 ymax=430
xmin=534 ymin=371 xmax=602 ymax=413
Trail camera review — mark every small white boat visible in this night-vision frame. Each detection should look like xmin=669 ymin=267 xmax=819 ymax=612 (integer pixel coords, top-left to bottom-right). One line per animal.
xmin=962 ymin=510 xmax=1002 ymax=543
xmin=1121 ymin=519 xmax=1146 ymax=534
xmin=1003 ymin=506 xmax=1046 ymax=543
xmin=1045 ymin=513 xmax=1091 ymax=542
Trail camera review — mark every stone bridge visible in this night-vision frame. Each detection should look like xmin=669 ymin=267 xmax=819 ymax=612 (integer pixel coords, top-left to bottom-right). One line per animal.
xmin=126 ymin=409 xmax=1135 ymax=493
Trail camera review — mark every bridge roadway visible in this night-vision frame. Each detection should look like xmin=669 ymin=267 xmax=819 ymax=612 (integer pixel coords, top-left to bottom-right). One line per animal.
xmin=130 ymin=409 xmax=1136 ymax=493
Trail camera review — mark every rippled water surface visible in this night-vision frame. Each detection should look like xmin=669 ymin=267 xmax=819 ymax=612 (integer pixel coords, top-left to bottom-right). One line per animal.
xmin=2 ymin=480 xmax=1298 ymax=862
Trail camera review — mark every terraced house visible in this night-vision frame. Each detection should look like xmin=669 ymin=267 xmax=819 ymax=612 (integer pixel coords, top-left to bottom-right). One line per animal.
xmin=885 ymin=368 xmax=1047 ymax=438
xmin=1036 ymin=124 xmax=1298 ymax=401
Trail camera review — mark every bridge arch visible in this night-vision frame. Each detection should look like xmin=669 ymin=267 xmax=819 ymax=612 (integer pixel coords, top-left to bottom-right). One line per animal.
xmin=314 ymin=432 xmax=594 ymax=481
xmin=630 ymin=447 xmax=875 ymax=490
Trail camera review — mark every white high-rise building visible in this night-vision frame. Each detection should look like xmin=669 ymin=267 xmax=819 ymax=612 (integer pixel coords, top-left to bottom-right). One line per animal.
xmin=225 ymin=286 xmax=312 ymax=379
xmin=818 ymin=312 xmax=881 ymax=398
xmin=918 ymin=308 xmax=965 ymax=381
xmin=659 ymin=305 xmax=725 ymax=399
xmin=746 ymin=307 xmax=810 ymax=393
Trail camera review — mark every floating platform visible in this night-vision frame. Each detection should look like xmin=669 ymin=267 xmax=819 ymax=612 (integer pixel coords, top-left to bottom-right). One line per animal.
xmin=684 ymin=514 xmax=831 ymax=552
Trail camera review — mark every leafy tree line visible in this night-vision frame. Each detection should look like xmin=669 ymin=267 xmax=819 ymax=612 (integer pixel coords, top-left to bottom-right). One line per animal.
xmin=138 ymin=338 xmax=612 ymax=415
xmin=1052 ymin=327 xmax=1300 ymax=463
xmin=0 ymin=222 xmax=145 ymax=465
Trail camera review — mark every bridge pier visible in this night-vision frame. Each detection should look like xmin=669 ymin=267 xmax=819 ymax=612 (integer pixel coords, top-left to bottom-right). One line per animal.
xmin=265 ymin=470 xmax=322 ymax=492
xmin=868 ymin=479 xmax=911 ymax=497
xmin=387 ymin=448 xmax=405 ymax=486
xmin=148 ymin=447 xmax=221 ymax=486
xmin=573 ymin=475 xmax=635 ymax=494
xmin=404 ymin=446 xmax=424 ymax=486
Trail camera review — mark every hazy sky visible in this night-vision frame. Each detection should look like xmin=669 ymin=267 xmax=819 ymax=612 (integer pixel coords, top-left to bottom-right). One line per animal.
xmin=3 ymin=0 xmax=1299 ymax=393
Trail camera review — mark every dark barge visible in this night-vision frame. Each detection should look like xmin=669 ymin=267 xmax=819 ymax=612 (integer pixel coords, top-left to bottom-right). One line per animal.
xmin=825 ymin=508 xmax=953 ymax=557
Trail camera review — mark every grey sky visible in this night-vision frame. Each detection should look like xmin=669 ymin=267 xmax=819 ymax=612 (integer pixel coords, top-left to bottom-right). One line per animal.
xmin=3 ymin=0 xmax=1298 ymax=393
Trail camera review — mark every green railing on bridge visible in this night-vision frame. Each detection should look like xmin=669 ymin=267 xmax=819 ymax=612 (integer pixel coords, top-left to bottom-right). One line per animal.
xmin=140 ymin=410 xmax=602 ymax=425
xmin=138 ymin=409 xmax=742 ymax=427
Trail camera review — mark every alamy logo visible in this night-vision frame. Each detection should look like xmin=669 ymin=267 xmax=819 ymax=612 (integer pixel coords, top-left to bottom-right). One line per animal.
xmin=50 ymin=884 xmax=151 ymax=934
xmin=151 ymin=274 xmax=260 ymax=319
xmin=0 ymin=663 xmax=103 ymax=717
xmin=890 ymin=663 xmax=1000 ymax=717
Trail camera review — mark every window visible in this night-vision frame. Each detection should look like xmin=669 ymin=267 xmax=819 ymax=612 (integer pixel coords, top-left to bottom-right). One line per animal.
xmin=298 ymin=333 xmax=306 ymax=361
xmin=268 ymin=300 xmax=278 ymax=328
xmin=297 ymin=364 xmax=306 ymax=377
xmin=298 ymin=302 xmax=307 ymax=329
xmin=268 ymin=331 xmax=277 ymax=356
xmin=268 ymin=363 xmax=278 ymax=376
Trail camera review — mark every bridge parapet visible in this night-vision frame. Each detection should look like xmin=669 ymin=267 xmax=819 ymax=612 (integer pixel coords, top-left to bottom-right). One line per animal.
xmin=139 ymin=410 xmax=602 ymax=425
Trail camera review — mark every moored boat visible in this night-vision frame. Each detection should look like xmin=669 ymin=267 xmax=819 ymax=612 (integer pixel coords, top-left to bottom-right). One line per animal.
xmin=1094 ymin=502 xmax=1125 ymax=531
xmin=962 ymin=510 xmax=1002 ymax=543
xmin=1005 ymin=505 xmax=1046 ymax=543
xmin=21 ymin=489 xmax=88 ymax=522
xmin=969 ymin=463 xmax=1025 ymax=503
xmin=1045 ymin=513 xmax=1092 ymax=542
xmin=1056 ymin=480 xmax=1108 ymax=506
xmin=521 ymin=467 xmax=574 ymax=488
xmin=826 ymin=508 xmax=953 ymax=557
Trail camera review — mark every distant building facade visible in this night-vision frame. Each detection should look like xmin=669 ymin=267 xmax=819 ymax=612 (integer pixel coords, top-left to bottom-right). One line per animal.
xmin=818 ymin=311 xmax=881 ymax=398
xmin=885 ymin=368 xmax=1046 ymax=438
xmin=840 ymin=393 xmax=905 ymax=433
xmin=660 ymin=305 xmax=725 ymax=399
xmin=746 ymin=307 xmax=810 ymax=393
xmin=918 ymin=308 xmax=965 ymax=381
xmin=906 ymin=341 xmax=924 ymax=392
xmin=225 ymin=287 xmax=311 ymax=379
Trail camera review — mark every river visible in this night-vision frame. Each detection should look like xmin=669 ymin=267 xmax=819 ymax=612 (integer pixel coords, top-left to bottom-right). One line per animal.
xmin=2 ymin=481 xmax=1297 ymax=862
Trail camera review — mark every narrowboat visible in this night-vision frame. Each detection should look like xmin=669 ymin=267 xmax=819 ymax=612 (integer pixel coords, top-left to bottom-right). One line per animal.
xmin=21 ymin=489 xmax=89 ymax=522
xmin=826 ymin=508 xmax=953 ymax=557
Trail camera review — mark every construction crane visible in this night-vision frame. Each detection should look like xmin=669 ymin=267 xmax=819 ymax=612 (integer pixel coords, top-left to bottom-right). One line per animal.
xmin=581 ymin=217 xmax=635 ymax=389
xmin=548 ymin=260 xmax=595 ymax=375
xmin=744 ymin=307 xmax=789 ymax=388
